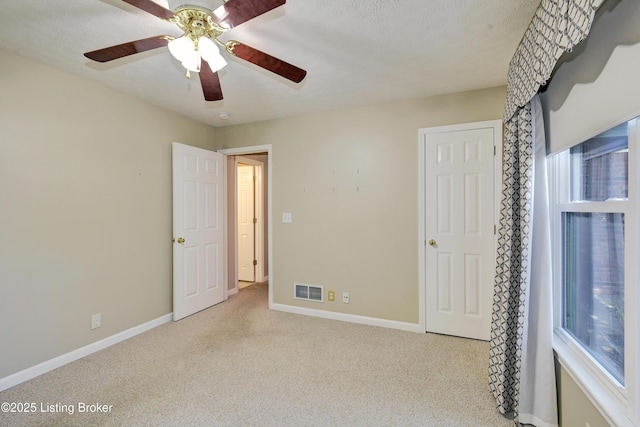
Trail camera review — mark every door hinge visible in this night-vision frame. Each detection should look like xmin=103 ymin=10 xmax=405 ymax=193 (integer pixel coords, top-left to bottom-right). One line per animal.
xmin=253 ymin=218 xmax=257 ymax=224
xmin=253 ymin=175 xmax=257 ymax=182
xmin=494 ymin=145 xmax=496 ymax=156
xmin=494 ymin=224 xmax=497 ymax=235
xmin=253 ymin=260 xmax=257 ymax=266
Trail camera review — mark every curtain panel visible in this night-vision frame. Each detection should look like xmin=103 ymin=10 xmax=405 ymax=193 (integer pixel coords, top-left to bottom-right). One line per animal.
xmin=489 ymin=103 xmax=535 ymax=418
xmin=490 ymin=0 xmax=606 ymax=424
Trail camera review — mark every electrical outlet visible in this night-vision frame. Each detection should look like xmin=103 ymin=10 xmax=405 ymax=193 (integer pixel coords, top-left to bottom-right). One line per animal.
xmin=328 ymin=290 xmax=335 ymax=302
xmin=342 ymin=292 xmax=350 ymax=304
xmin=91 ymin=313 xmax=101 ymax=330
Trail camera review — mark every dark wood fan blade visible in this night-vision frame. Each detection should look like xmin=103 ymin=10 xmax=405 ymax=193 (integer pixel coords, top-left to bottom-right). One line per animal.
xmin=211 ymin=0 xmax=285 ymax=29
xmin=229 ymin=41 xmax=306 ymax=83
xmin=121 ymin=0 xmax=175 ymax=20
xmin=84 ymin=36 xmax=170 ymax=62
xmin=199 ymin=60 xmax=224 ymax=101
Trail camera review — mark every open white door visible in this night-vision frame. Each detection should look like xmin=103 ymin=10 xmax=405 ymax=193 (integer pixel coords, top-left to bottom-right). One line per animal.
xmin=237 ymin=163 xmax=255 ymax=282
xmin=421 ymin=121 xmax=501 ymax=341
xmin=172 ymin=142 xmax=226 ymax=321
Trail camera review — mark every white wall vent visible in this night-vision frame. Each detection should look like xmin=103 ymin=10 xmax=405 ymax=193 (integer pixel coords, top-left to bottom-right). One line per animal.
xmin=294 ymin=283 xmax=323 ymax=302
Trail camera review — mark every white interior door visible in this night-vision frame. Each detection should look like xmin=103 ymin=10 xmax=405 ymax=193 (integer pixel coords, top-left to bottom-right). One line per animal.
xmin=237 ymin=163 xmax=255 ymax=282
xmin=423 ymin=122 xmax=499 ymax=340
xmin=172 ymin=142 xmax=226 ymax=321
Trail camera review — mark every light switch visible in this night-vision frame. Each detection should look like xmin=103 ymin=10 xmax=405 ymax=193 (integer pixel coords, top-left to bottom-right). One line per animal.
xmin=282 ymin=212 xmax=293 ymax=223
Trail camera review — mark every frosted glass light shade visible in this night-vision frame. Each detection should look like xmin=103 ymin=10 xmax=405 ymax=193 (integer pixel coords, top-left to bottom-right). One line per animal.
xmin=168 ymin=36 xmax=196 ymax=63
xmin=169 ymin=35 xmax=227 ymax=74
xmin=198 ymin=37 xmax=227 ymax=72
xmin=169 ymin=36 xmax=200 ymax=72
xmin=181 ymin=55 xmax=201 ymax=73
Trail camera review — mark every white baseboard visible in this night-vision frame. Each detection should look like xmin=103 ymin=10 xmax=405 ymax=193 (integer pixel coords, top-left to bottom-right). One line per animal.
xmin=0 ymin=313 xmax=172 ymax=392
xmin=270 ymin=303 xmax=423 ymax=333
xmin=1 ymin=305 xmax=422 ymax=392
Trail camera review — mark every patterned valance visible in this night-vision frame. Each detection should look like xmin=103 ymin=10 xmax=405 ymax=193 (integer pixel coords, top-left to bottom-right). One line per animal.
xmin=504 ymin=0 xmax=606 ymax=121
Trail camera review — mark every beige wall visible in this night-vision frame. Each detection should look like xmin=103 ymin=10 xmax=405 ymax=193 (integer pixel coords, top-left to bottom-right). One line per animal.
xmin=0 ymin=50 xmax=216 ymax=378
xmin=557 ymin=364 xmax=611 ymax=427
xmin=215 ymin=87 xmax=506 ymax=323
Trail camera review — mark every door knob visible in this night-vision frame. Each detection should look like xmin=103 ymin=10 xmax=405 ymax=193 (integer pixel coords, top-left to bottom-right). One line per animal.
xmin=428 ymin=239 xmax=437 ymax=247
xmin=176 ymin=237 xmax=185 ymax=244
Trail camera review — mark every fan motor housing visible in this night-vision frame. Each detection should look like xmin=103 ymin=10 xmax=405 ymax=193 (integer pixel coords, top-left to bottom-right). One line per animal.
xmin=172 ymin=5 xmax=226 ymax=39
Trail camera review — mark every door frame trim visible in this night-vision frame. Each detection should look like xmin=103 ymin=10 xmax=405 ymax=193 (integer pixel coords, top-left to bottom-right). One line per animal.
xmin=417 ymin=120 xmax=503 ymax=333
xmin=218 ymin=145 xmax=273 ymax=308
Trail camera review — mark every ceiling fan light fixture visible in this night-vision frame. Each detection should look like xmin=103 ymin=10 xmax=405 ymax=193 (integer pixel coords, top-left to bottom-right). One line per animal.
xmin=84 ymin=1 xmax=305 ymax=102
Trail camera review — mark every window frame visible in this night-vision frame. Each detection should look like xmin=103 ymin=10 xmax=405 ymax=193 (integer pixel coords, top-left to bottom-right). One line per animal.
xmin=549 ymin=119 xmax=639 ymax=427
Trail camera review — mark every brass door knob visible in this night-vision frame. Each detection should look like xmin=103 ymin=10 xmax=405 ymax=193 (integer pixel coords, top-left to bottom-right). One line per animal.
xmin=176 ymin=237 xmax=185 ymax=244
xmin=428 ymin=239 xmax=437 ymax=247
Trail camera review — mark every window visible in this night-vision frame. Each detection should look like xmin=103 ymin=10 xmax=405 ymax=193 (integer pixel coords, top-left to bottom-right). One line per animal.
xmin=550 ymin=118 xmax=639 ymax=426
xmin=563 ymin=210 xmax=625 ymax=385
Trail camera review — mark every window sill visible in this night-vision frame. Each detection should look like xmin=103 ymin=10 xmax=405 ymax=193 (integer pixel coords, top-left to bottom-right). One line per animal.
xmin=554 ymin=330 xmax=635 ymax=427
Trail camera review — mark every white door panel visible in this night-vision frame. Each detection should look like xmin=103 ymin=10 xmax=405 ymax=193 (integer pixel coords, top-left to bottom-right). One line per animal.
xmin=423 ymin=123 xmax=499 ymax=340
xmin=237 ymin=164 xmax=255 ymax=282
xmin=172 ymin=142 xmax=226 ymax=321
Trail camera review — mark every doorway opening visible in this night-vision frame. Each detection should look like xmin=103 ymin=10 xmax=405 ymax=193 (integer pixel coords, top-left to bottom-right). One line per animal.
xmin=236 ymin=157 xmax=265 ymax=289
xmin=218 ymin=145 xmax=272 ymax=306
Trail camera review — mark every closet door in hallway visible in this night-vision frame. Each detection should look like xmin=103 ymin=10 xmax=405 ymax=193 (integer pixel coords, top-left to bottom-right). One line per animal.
xmin=237 ymin=163 xmax=255 ymax=282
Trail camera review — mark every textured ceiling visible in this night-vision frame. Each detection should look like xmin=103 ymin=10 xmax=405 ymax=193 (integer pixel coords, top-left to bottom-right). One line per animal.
xmin=0 ymin=0 xmax=540 ymax=127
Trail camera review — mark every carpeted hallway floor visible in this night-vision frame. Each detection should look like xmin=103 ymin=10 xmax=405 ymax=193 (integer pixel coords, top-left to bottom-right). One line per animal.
xmin=0 ymin=282 xmax=512 ymax=426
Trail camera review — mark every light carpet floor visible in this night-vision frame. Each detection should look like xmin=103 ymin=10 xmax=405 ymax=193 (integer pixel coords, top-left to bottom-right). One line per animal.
xmin=0 ymin=282 xmax=512 ymax=426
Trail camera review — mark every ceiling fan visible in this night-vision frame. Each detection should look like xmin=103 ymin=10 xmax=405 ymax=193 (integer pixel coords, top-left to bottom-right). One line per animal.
xmin=84 ymin=0 xmax=307 ymax=101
